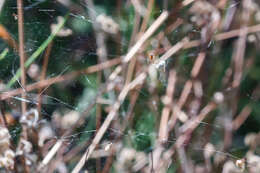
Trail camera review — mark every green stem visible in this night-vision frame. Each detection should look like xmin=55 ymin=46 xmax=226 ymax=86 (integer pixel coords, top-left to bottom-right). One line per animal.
xmin=6 ymin=13 xmax=69 ymax=88
xmin=0 ymin=48 xmax=9 ymax=61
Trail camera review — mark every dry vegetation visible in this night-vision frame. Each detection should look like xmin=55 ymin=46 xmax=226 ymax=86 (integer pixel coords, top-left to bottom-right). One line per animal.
xmin=0 ymin=0 xmax=260 ymax=172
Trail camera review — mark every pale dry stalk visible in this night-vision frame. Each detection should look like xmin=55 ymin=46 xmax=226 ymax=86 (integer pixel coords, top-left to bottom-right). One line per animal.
xmin=158 ymin=70 xmax=176 ymax=142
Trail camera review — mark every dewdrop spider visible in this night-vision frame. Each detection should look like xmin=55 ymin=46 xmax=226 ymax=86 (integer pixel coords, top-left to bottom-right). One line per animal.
xmin=148 ymin=52 xmax=166 ymax=72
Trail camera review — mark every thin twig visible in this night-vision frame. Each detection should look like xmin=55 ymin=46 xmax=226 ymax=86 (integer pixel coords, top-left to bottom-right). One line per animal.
xmin=184 ymin=24 xmax=260 ymax=49
xmin=17 ymin=0 xmax=26 ymax=115
xmin=232 ymin=105 xmax=252 ymax=131
xmin=0 ymin=58 xmax=121 ymax=100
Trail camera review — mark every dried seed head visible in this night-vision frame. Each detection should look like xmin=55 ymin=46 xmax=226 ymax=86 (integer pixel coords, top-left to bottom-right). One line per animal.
xmin=243 ymin=0 xmax=258 ymax=12
xmin=148 ymin=65 xmax=158 ymax=88
xmin=51 ymin=16 xmax=72 ymax=37
xmin=20 ymin=109 xmax=39 ymax=127
xmin=16 ymin=139 xmax=32 ymax=156
xmin=132 ymin=152 xmax=148 ymax=172
xmin=0 ymin=81 xmax=6 ymax=92
xmin=61 ymin=110 xmax=80 ymax=129
xmin=161 ymin=95 xmax=171 ymax=106
xmin=204 ymin=143 xmax=215 ymax=159
xmin=96 ymin=14 xmax=119 ymax=34
xmin=56 ymin=161 xmax=68 ymax=173
xmin=222 ymin=161 xmax=241 ymax=173
xmin=246 ymin=151 xmax=260 ymax=170
xmin=0 ymin=126 xmax=10 ymax=147
xmin=104 ymin=142 xmax=113 ymax=151
xmin=213 ymin=92 xmax=224 ymax=104
xmin=38 ymin=124 xmax=55 ymax=147
xmin=247 ymin=34 xmax=256 ymax=43
xmin=173 ymin=106 xmax=188 ymax=123
xmin=214 ymin=153 xmax=226 ymax=166
xmin=255 ymin=11 xmax=260 ymax=22
xmin=4 ymin=149 xmax=15 ymax=159
xmin=0 ymin=156 xmax=14 ymax=170
xmin=56 ymin=0 xmax=71 ymax=7
xmin=244 ymin=133 xmax=257 ymax=149
xmin=150 ymin=38 xmax=159 ymax=48
xmin=235 ymin=158 xmax=246 ymax=171
xmin=27 ymin=63 xmax=40 ymax=80
xmin=119 ymin=148 xmax=136 ymax=164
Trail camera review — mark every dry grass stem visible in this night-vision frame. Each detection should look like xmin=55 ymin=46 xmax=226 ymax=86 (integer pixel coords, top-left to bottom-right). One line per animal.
xmin=39 ymin=140 xmax=63 ymax=169
xmin=184 ymin=24 xmax=260 ymax=49
xmin=158 ymin=38 xmax=188 ymax=63
xmin=123 ymin=11 xmax=169 ymax=63
xmin=17 ymin=0 xmax=26 ymax=115
xmin=72 ymin=73 xmax=146 ymax=173
xmin=158 ymin=70 xmax=176 ymax=142
xmin=0 ymin=58 xmax=121 ymax=100
xmin=191 ymin=52 xmax=206 ymax=78
xmin=232 ymin=106 xmax=252 ymax=131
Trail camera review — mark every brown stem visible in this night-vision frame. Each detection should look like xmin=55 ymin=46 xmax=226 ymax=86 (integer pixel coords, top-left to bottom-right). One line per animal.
xmin=17 ymin=0 xmax=26 ymax=114
xmin=0 ymin=57 xmax=121 ymax=100
xmin=17 ymin=0 xmax=29 ymax=172
xmin=37 ymin=42 xmax=53 ymax=116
